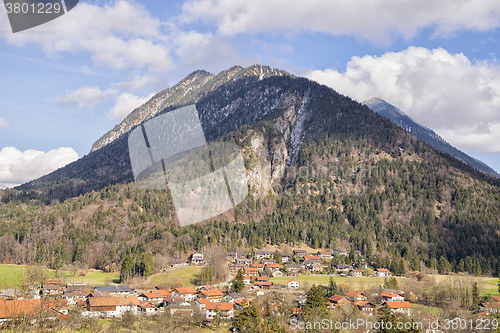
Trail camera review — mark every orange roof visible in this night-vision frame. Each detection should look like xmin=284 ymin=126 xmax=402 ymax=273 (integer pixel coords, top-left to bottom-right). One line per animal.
xmin=287 ymin=279 xmax=297 ymax=284
xmin=255 ymin=276 xmax=269 ymax=281
xmin=291 ymin=308 xmax=302 ymax=314
xmin=376 ymin=268 xmax=391 ymax=272
xmin=492 ymin=296 xmax=500 ymax=302
xmin=251 ymin=264 xmax=265 ymax=268
xmin=328 ymin=295 xmax=346 ymax=302
xmin=139 ymin=301 xmax=154 ymax=309
xmin=196 ymin=299 xmax=212 ymax=305
xmin=88 ymin=296 xmax=139 ymax=307
xmin=380 ymin=291 xmax=400 ymax=297
xmin=243 ymin=275 xmax=251 ymax=279
xmin=244 ymin=267 xmax=259 ymax=272
xmin=303 ymin=256 xmax=320 ymax=260
xmin=0 ymin=298 xmax=43 ymax=319
xmin=267 ymin=264 xmax=280 ymax=268
xmin=355 ymin=301 xmax=374 ymax=307
xmin=345 ymin=290 xmax=362 ymax=297
xmin=174 ymin=287 xmax=197 ymax=295
xmin=204 ymin=302 xmax=234 ymax=311
xmin=386 ymin=301 xmax=412 ymax=309
xmin=199 ymin=289 xmax=224 ymax=297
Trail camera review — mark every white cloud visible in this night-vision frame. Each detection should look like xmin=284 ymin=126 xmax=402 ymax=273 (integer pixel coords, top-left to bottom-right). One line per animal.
xmin=308 ymin=47 xmax=500 ymax=153
xmin=180 ymin=0 xmax=500 ymax=42
xmin=1 ymin=1 xmax=172 ymax=72
xmin=107 ymin=92 xmax=154 ymax=122
xmin=112 ymin=75 xmax=169 ymax=93
xmin=53 ymin=86 xmax=108 ymax=110
xmin=0 ymin=118 xmax=8 ymax=129
xmin=0 ymin=147 xmax=79 ymax=189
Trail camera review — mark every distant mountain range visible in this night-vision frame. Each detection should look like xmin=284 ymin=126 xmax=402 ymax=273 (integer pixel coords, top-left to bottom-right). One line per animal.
xmin=363 ymin=97 xmax=499 ymax=178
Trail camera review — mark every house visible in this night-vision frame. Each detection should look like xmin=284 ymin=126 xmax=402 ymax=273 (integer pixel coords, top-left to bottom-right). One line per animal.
xmin=42 ymin=284 xmax=63 ymax=296
xmin=315 ymin=251 xmax=333 ymax=259
xmin=171 ymin=287 xmax=198 ymax=302
xmin=294 ymin=295 xmax=307 ymax=305
xmin=281 ymin=255 xmax=290 ymax=263
xmin=66 ymin=283 xmax=87 ymax=292
xmin=190 ymin=253 xmax=205 ymax=264
xmin=140 ymin=290 xmax=170 ymax=304
xmin=385 ymin=301 xmax=412 ymax=316
xmin=203 ymin=302 xmax=234 ymax=319
xmin=255 ymin=276 xmax=269 ymax=282
xmin=293 ymin=250 xmax=307 ymax=257
xmin=227 ymin=293 xmax=245 ymax=303
xmin=243 ymin=267 xmax=259 ymax=276
xmin=63 ymin=290 xmax=90 ymax=305
xmin=236 ymin=258 xmax=253 ymax=265
xmin=0 ymin=298 xmax=46 ymax=324
xmin=350 ymin=269 xmax=363 ymax=277
xmin=303 ymin=255 xmax=321 ymax=262
xmin=262 ymin=259 xmax=276 ymax=265
xmin=479 ymin=302 xmax=500 ymax=315
xmin=254 ymin=251 xmax=272 ymax=260
xmin=287 ymin=264 xmax=303 ymax=273
xmin=345 ymin=290 xmax=366 ymax=302
xmin=380 ymin=291 xmax=404 ymax=303
xmin=310 ymin=263 xmax=324 ymax=272
xmin=374 ymin=268 xmax=392 ymax=277
xmin=227 ymin=252 xmax=248 ymax=261
xmin=243 ymin=275 xmax=251 ymax=285
xmin=255 ymin=282 xmax=273 ymax=290
xmin=163 ymin=296 xmax=190 ymax=307
xmin=333 ymin=249 xmax=348 ymax=256
xmin=234 ymin=298 xmax=251 ymax=310
xmin=94 ymin=285 xmax=133 ymax=296
xmin=335 ymin=265 xmax=352 ymax=274
xmin=198 ymin=288 xmax=224 ymax=302
xmin=355 ymin=301 xmax=376 ymax=316
xmin=168 ymin=304 xmax=193 ymax=317
xmin=85 ymin=296 xmax=139 ymax=317
xmin=328 ymin=295 xmax=350 ymax=307
xmin=250 ymin=263 xmax=265 ymax=271
xmin=287 ymin=279 xmax=300 ymax=290
xmin=138 ymin=301 xmax=156 ymax=315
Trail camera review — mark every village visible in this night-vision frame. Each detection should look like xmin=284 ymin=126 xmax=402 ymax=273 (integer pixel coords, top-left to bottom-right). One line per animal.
xmin=1 ymin=248 xmax=499 ymax=332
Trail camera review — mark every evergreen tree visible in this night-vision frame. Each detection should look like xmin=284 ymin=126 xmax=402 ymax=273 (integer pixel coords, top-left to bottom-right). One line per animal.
xmin=232 ymin=269 xmax=244 ymax=293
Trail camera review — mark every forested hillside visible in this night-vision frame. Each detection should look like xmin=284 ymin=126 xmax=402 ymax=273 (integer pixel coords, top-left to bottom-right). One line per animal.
xmin=1 ymin=65 xmax=499 ymax=278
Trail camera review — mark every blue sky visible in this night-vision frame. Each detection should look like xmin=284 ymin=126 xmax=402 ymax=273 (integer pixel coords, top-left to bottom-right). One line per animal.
xmin=1 ymin=0 xmax=500 ymax=188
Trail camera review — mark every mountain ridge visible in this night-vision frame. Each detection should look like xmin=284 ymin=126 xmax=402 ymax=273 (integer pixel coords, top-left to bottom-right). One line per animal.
xmin=363 ymin=97 xmax=500 ymax=178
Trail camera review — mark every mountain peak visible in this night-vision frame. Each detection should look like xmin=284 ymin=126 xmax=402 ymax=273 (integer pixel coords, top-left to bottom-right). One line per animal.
xmin=90 ymin=65 xmax=292 ymax=153
xmin=363 ymin=97 xmax=500 ymax=178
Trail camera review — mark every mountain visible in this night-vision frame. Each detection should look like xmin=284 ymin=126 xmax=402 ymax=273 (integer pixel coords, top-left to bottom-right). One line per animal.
xmin=363 ymin=97 xmax=500 ymax=178
xmin=6 ymin=65 xmax=500 ymax=277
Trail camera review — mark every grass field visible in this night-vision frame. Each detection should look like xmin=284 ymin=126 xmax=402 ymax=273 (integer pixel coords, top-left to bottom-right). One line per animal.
xmin=0 ymin=264 xmax=26 ymax=288
xmin=151 ymin=265 xmax=203 ymax=288
xmin=0 ymin=264 xmax=120 ymax=288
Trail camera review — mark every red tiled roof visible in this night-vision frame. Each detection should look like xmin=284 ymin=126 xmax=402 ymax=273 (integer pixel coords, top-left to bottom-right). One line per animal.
xmin=380 ymin=291 xmax=400 ymax=297
xmin=287 ymin=279 xmax=297 ymax=284
xmin=303 ymin=256 xmax=320 ymax=260
xmin=255 ymin=276 xmax=269 ymax=281
xmin=376 ymin=268 xmax=391 ymax=272
xmin=345 ymin=290 xmax=362 ymax=297
xmin=199 ymin=289 xmax=223 ymax=297
xmin=88 ymin=296 xmax=139 ymax=307
xmin=204 ymin=302 xmax=233 ymax=311
xmin=328 ymin=295 xmax=346 ymax=302
xmin=386 ymin=301 xmax=412 ymax=309
xmin=0 ymin=298 xmax=43 ymax=319
xmin=173 ymin=287 xmax=197 ymax=295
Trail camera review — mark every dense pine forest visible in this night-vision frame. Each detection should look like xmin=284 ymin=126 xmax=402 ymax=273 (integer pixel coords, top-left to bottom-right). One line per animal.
xmin=1 ymin=66 xmax=499 ymax=278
